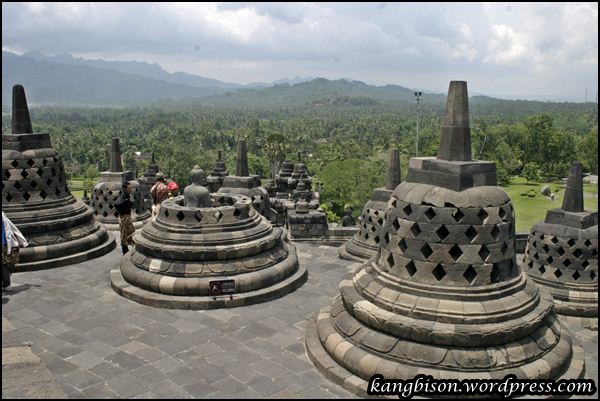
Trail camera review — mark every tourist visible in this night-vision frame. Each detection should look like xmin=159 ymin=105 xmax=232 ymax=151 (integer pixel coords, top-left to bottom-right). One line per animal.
xmin=167 ymin=179 xmax=179 ymax=198
xmin=114 ymin=182 xmax=136 ymax=255
xmin=2 ymin=212 xmax=28 ymax=291
xmin=150 ymin=172 xmax=169 ymax=219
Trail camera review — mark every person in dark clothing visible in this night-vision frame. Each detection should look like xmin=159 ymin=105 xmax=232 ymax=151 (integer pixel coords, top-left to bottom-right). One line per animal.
xmin=114 ymin=181 xmax=136 ymax=255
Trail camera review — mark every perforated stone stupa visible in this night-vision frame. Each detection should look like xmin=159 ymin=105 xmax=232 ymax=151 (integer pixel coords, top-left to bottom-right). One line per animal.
xmin=521 ymin=161 xmax=598 ymax=330
xmin=110 ymin=168 xmax=306 ymax=309
xmin=270 ymin=155 xmax=321 ymax=227
xmin=306 ymin=81 xmax=585 ymax=396
xmin=139 ymin=152 xmax=160 ymax=210
xmin=339 ymin=149 xmax=400 ymax=262
xmin=218 ymin=140 xmax=271 ymax=218
xmin=2 ymin=85 xmax=115 ymax=271
xmin=89 ymin=138 xmax=151 ymax=230
xmin=275 ymin=160 xmax=295 ymax=195
xmin=206 ymin=151 xmax=229 ymax=193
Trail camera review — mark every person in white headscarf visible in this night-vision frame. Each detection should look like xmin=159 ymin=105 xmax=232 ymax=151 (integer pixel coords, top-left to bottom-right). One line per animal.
xmin=2 ymin=212 xmax=28 ymax=291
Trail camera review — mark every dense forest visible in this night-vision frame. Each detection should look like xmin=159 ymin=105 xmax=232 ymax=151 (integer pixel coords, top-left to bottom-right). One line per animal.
xmin=2 ymin=81 xmax=597 ymax=219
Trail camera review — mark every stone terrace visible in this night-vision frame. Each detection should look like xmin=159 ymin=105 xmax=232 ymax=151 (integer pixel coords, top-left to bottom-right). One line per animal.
xmin=2 ymin=243 xmax=597 ymax=399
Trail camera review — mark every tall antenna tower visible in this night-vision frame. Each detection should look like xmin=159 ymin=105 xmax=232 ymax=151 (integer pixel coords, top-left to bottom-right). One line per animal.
xmin=414 ymin=91 xmax=422 ymax=156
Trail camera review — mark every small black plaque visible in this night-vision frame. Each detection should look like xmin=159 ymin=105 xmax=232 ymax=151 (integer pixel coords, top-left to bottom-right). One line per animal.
xmin=209 ymin=280 xmax=236 ymax=296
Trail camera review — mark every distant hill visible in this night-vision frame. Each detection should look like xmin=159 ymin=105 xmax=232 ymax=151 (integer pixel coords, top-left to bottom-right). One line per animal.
xmin=3 ymin=51 xmax=597 ymax=123
xmin=20 ymin=51 xmax=318 ymax=91
xmin=165 ymin=77 xmax=447 ymax=109
xmin=246 ymin=75 xmax=316 ymax=88
xmin=2 ymin=51 xmax=235 ymax=107
xmin=21 ymin=50 xmax=242 ymax=90
xmin=159 ymin=78 xmax=597 ymax=123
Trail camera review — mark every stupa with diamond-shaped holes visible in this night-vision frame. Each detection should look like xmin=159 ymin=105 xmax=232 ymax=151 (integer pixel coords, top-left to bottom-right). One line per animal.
xmin=339 ymin=148 xmax=401 ymax=262
xmin=521 ymin=161 xmax=598 ymax=330
xmin=110 ymin=167 xmax=306 ymax=309
xmin=305 ymin=81 xmax=585 ymax=396
xmin=2 ymin=85 xmax=115 ymax=271
xmin=89 ymin=137 xmax=151 ymax=230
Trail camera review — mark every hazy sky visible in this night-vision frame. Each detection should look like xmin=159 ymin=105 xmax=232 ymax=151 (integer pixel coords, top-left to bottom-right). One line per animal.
xmin=2 ymin=2 xmax=598 ymax=101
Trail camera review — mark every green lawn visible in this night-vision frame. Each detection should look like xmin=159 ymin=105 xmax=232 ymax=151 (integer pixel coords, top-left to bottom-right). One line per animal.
xmin=71 ymin=190 xmax=85 ymax=199
xmin=503 ymin=176 xmax=598 ymax=232
xmin=65 ymin=175 xmax=598 ymax=234
xmin=68 ymin=178 xmax=95 ymax=201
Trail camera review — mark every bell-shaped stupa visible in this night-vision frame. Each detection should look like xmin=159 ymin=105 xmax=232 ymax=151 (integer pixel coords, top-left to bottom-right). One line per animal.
xmin=521 ymin=161 xmax=597 ymax=330
xmin=2 ymin=85 xmax=115 ymax=270
xmin=305 ymin=81 xmax=585 ymax=396
xmin=339 ymin=149 xmax=401 ymax=262
xmin=110 ymin=167 xmax=306 ymax=309
xmin=89 ymin=138 xmax=151 ymax=230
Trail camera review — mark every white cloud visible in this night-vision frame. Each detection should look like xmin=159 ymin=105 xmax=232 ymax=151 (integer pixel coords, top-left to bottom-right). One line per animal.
xmin=484 ymin=24 xmax=531 ymax=65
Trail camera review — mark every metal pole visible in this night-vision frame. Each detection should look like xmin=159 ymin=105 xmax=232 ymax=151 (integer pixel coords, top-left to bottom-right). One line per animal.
xmin=414 ymin=91 xmax=422 ymax=156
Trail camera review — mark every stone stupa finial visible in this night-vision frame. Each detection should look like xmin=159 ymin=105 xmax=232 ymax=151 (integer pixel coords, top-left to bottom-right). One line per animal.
xmin=386 ymin=148 xmax=401 ymax=190
xmin=561 ymin=161 xmax=585 ymax=213
xmin=110 ymin=137 xmax=124 ymax=173
xmin=437 ymin=81 xmax=472 ymax=161
xmin=12 ymin=84 xmax=33 ymax=135
xmin=236 ymin=140 xmax=249 ymax=177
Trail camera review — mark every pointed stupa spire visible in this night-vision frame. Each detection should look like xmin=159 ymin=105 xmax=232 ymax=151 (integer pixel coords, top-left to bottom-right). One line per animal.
xmin=236 ymin=140 xmax=249 ymax=176
xmin=110 ymin=137 xmax=124 ymax=173
xmin=151 ymin=151 xmax=156 ymax=164
xmin=12 ymin=84 xmax=33 ymax=135
xmin=386 ymin=148 xmax=401 ymax=190
xmin=217 ymin=150 xmax=223 ymax=161
xmin=437 ymin=81 xmax=472 ymax=161
xmin=561 ymin=161 xmax=584 ymax=212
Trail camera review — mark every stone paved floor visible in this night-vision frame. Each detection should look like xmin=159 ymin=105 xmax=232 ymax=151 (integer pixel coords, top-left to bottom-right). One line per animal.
xmin=2 ymin=243 xmax=598 ymax=399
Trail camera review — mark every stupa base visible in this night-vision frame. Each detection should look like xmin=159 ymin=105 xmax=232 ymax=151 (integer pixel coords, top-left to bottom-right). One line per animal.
xmin=110 ymin=245 xmax=307 ymax=310
xmin=305 ymin=303 xmax=586 ymax=399
xmin=14 ymin=232 xmax=116 ymax=272
xmin=338 ymin=239 xmax=376 ymax=262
